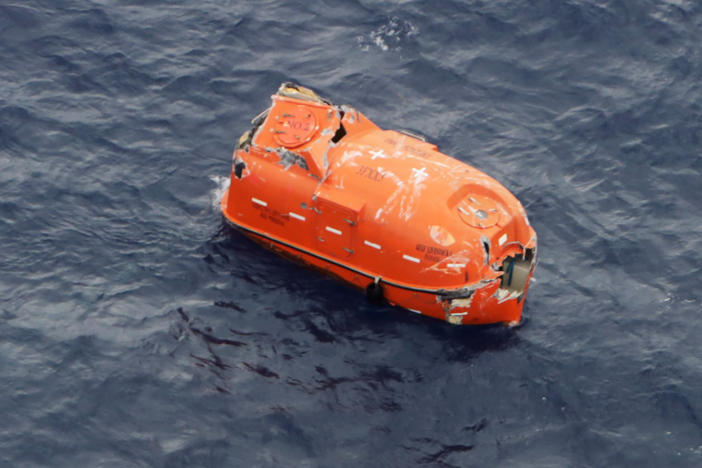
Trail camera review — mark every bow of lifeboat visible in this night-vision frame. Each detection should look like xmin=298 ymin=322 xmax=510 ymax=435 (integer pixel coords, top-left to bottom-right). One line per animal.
xmin=222 ymin=83 xmax=537 ymax=326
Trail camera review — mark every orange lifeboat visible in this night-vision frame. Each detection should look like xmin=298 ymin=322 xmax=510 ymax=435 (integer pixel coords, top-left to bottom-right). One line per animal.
xmin=221 ymin=83 xmax=537 ymax=326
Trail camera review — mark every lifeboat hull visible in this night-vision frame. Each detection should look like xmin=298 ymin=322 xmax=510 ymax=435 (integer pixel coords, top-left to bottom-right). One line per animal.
xmin=222 ymin=83 xmax=537 ymax=326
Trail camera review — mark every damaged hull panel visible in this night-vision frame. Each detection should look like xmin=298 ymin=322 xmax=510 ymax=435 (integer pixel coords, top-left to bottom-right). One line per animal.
xmin=221 ymin=83 xmax=537 ymax=326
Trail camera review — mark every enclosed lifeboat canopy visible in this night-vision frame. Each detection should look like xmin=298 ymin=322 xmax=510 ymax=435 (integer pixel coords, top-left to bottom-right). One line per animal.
xmin=222 ymin=83 xmax=537 ymax=326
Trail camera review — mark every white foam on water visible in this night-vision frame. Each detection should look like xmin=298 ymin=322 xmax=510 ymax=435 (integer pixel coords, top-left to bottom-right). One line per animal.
xmin=209 ymin=175 xmax=230 ymax=211
xmin=357 ymin=16 xmax=418 ymax=52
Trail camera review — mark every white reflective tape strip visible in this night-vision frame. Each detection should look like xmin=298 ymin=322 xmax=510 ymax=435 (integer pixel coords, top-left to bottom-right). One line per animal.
xmin=325 ymin=226 xmax=342 ymax=235
xmin=447 ymin=263 xmax=465 ymax=268
xmin=498 ymin=233 xmax=507 ymax=246
xmin=289 ymin=212 xmax=305 ymax=221
xmin=251 ymin=197 xmax=267 ymax=207
xmin=408 ymin=308 xmax=422 ymax=314
xmin=364 ymin=240 xmax=381 ymax=250
xmin=402 ymin=254 xmax=420 ymax=263
xmin=449 ymin=311 xmax=468 ymax=316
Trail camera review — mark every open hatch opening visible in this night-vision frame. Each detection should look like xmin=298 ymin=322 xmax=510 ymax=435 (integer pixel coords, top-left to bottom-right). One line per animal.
xmin=331 ymin=110 xmax=346 ymax=143
xmin=499 ymin=248 xmax=535 ymax=298
xmin=331 ymin=124 xmax=346 ymax=143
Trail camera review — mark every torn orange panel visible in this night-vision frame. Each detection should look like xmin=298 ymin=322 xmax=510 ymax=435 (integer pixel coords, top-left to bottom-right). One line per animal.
xmin=222 ymin=82 xmax=537 ymax=326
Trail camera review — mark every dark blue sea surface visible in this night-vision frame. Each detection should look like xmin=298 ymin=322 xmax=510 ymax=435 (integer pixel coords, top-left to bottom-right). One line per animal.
xmin=2 ymin=0 xmax=701 ymax=466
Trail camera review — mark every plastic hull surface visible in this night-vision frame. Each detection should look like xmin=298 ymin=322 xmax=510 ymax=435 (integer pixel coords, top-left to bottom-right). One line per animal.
xmin=222 ymin=84 xmax=537 ymax=325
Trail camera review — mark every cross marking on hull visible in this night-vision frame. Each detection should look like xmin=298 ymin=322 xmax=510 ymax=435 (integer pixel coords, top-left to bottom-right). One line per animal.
xmin=370 ymin=149 xmax=387 ymax=160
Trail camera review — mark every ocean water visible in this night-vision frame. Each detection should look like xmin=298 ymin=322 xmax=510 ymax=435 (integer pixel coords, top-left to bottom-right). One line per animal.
xmin=1 ymin=0 xmax=701 ymax=466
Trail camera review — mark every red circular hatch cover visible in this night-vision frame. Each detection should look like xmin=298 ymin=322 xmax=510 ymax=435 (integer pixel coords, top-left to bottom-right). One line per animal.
xmin=273 ymin=106 xmax=318 ymax=148
xmin=457 ymin=195 xmax=502 ymax=229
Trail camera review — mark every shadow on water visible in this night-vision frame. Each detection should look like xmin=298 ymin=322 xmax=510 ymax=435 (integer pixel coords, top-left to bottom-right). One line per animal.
xmin=419 ymin=317 xmax=522 ymax=361
xmin=167 ymin=223 xmax=522 ymax=447
xmin=195 ymin=221 xmax=521 ymax=357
